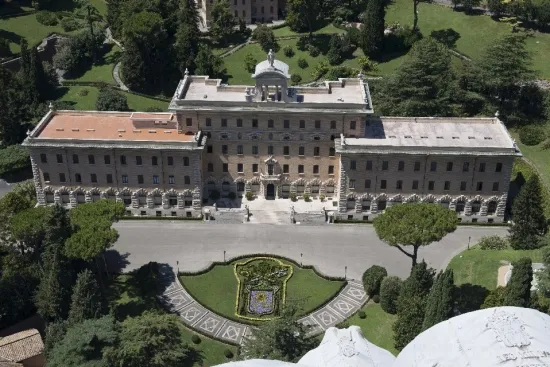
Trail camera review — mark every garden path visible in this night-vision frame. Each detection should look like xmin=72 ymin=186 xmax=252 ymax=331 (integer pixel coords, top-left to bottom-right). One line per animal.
xmin=156 ymin=264 xmax=368 ymax=344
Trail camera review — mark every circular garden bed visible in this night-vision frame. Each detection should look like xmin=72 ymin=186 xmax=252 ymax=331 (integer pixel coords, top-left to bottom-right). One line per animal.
xmin=179 ymin=256 xmax=346 ymax=323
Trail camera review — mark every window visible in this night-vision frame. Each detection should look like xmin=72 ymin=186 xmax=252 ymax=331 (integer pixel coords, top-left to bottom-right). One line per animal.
xmin=366 ymin=160 xmax=372 ymax=170
xmin=314 ymin=147 xmax=320 ymax=156
xmin=330 ymin=120 xmax=336 ymax=129
xmin=184 ymin=176 xmax=190 ymax=184
xmin=328 ymin=165 xmax=334 ymax=174
xmin=153 ymin=175 xmax=160 ymax=185
xmin=298 ymin=165 xmax=304 ymax=174
xmin=284 ymin=120 xmax=290 ymax=129
xmin=237 ymin=118 xmax=243 ymax=127
xmin=169 ymin=175 xmax=175 ymax=184
xmin=207 ymin=145 xmax=213 ymax=153
xmin=104 ymin=155 xmax=110 ymax=165
xmin=476 ymin=181 xmax=483 ymax=191
xmin=167 ymin=156 xmax=174 ymax=166
xmin=299 ymin=146 xmax=305 ymax=156
xmin=183 ymin=157 xmax=189 ymax=166
xmin=152 ymin=156 xmax=158 ymax=166
xmin=136 ymin=156 xmax=142 ymax=166
xmin=313 ymin=165 xmax=319 ymax=174
xmin=222 ymin=145 xmax=228 ymax=154
xmin=329 ymin=147 xmax=335 ymax=157
xmin=284 ymin=146 xmax=290 ymax=155
xmin=106 ymin=174 xmax=113 ymax=184
xmin=72 ymin=154 xmax=79 ymax=164
xmin=43 ymin=172 xmax=50 ymax=182
xmin=59 ymin=173 xmax=66 ymax=182
xmin=315 ymin=120 xmax=321 ymax=129
xmin=268 ymin=119 xmax=274 ymax=128
xmin=412 ymin=180 xmax=419 ymax=190
xmin=252 ymin=119 xmax=258 ymax=128
xmin=382 ymin=161 xmax=388 ymax=170
xmin=396 ymin=180 xmax=403 ymax=190
xmin=496 ymin=163 xmax=503 ymax=172
xmin=122 ymin=175 xmax=128 ymax=184
xmin=428 ymin=181 xmax=435 ymax=190
xmin=208 ymin=163 xmax=214 ymax=172
xmin=463 ymin=162 xmax=469 ymax=172
xmin=185 ymin=118 xmax=192 ymax=127
xmin=138 ymin=175 xmax=144 ymax=184
xmin=299 ymin=120 xmax=305 ymax=129
xmin=222 ymin=163 xmax=228 ymax=172
xmin=268 ymin=146 xmax=274 ymax=155
xmin=253 ymin=164 xmax=258 ymax=173
xmin=91 ymin=174 xmax=97 ymax=183
xmin=40 ymin=153 xmax=47 ymax=163
xmin=283 ymin=164 xmax=289 ymax=173
xmin=221 ymin=118 xmax=227 ymax=127
xmin=446 ymin=162 xmax=453 ymax=171
xmin=237 ymin=163 xmax=243 ymax=172
xmin=350 ymin=160 xmax=356 ymax=170
xmin=460 ymin=181 xmax=467 ymax=191
xmin=444 ymin=181 xmax=450 ymax=190
xmin=56 ymin=154 xmax=63 ymax=163
xmin=380 ymin=180 xmax=387 ymax=189
xmin=206 ymin=118 xmax=211 ymax=127
xmin=430 ymin=162 xmax=437 ymax=172
xmin=350 ymin=121 xmax=356 ymax=130
xmin=398 ymin=161 xmax=404 ymax=171
xmin=75 ymin=173 xmax=82 ymax=183
xmin=365 ymin=179 xmax=371 ymax=189
xmin=479 ymin=162 xmax=486 ymax=172
xmin=252 ymin=146 xmax=259 ymax=155
xmin=232 ymin=145 xmax=241 ymax=155
xmin=414 ymin=161 xmax=421 ymax=171
xmin=492 ymin=182 xmax=499 ymax=191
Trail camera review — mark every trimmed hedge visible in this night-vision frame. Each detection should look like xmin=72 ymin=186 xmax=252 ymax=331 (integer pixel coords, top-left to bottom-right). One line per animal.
xmin=0 ymin=145 xmax=31 ymax=176
xmin=121 ymin=215 xmax=203 ymax=221
xmin=379 ymin=276 xmax=402 ymax=314
xmin=362 ymin=265 xmax=387 ymax=297
xmin=478 ymin=235 xmax=510 ymax=250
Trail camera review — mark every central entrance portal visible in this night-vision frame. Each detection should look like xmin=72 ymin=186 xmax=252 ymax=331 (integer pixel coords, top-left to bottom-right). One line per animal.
xmin=266 ymin=184 xmax=275 ymax=200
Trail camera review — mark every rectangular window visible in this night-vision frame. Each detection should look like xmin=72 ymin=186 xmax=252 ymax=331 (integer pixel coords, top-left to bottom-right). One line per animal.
xmin=428 ymin=181 xmax=435 ymax=190
xmin=88 ymin=155 xmax=95 ymax=164
xmin=350 ymin=160 xmax=356 ymax=170
xmin=476 ymin=181 xmax=483 ymax=191
xmin=444 ymin=181 xmax=450 ymax=190
xmin=223 ymin=163 xmax=228 ymax=172
xmin=237 ymin=119 xmax=243 ymax=127
xmin=59 ymin=173 xmax=66 ymax=182
xmin=283 ymin=164 xmax=289 ymax=173
xmin=446 ymin=162 xmax=453 ymax=171
xmin=122 ymin=175 xmax=128 ymax=184
xmin=396 ymin=180 xmax=403 ymax=190
xmin=252 ymin=146 xmax=259 ymax=155
xmin=206 ymin=118 xmax=211 ymax=127
xmin=414 ymin=161 xmax=420 ymax=171
xmin=313 ymin=165 xmax=319 ymax=174
xmin=412 ymin=180 xmax=419 ymax=190
xmin=186 ymin=118 xmax=192 ymax=127
xmin=398 ymin=161 xmax=404 ymax=171
xmin=350 ymin=121 xmax=356 ymax=130
xmin=314 ymin=147 xmax=320 ymax=157
xmin=75 ymin=173 xmax=82 ymax=183
xmin=167 ymin=156 xmax=174 ymax=166
xmin=382 ymin=161 xmax=388 ymax=170
xmin=252 ymin=119 xmax=258 ymax=128
xmin=492 ymin=182 xmax=499 ymax=191
xmin=268 ymin=146 xmax=274 ymax=155
xmin=329 ymin=147 xmax=335 ymax=157
xmin=136 ymin=156 xmax=142 ymax=166
xmin=237 ymin=145 xmax=243 ymax=155
xmin=299 ymin=146 xmax=305 ymax=156
xmin=284 ymin=120 xmax=290 ymax=129
xmin=298 ymin=165 xmax=304 ymax=174
xmin=56 ymin=154 xmax=63 ymax=163
xmin=479 ymin=162 xmax=486 ymax=173
xmin=152 ymin=156 xmax=158 ymax=166
xmin=222 ymin=145 xmax=228 ymax=154
xmin=208 ymin=163 xmax=214 ymax=172
xmin=138 ymin=175 xmax=144 ymax=184
xmin=184 ymin=176 xmax=190 ymax=185
xmin=40 ymin=153 xmax=47 ymax=163
xmin=106 ymin=174 xmax=113 ymax=184
xmin=365 ymin=179 xmax=371 ymax=189
xmin=153 ymin=175 xmax=160 ymax=185
xmin=349 ymin=179 xmax=355 ymax=189
xmin=366 ymin=160 xmax=372 ymax=170
xmin=253 ymin=164 xmax=258 ymax=173
xmin=221 ymin=118 xmax=227 ymax=127
xmin=463 ymin=162 xmax=470 ymax=172
xmin=496 ymin=163 xmax=503 ymax=172
xmin=183 ymin=157 xmax=189 ymax=166
xmin=380 ymin=180 xmax=387 ymax=189
xmin=328 ymin=165 xmax=334 ymax=174
xmin=330 ymin=120 xmax=336 ymax=129
xmin=72 ymin=154 xmax=79 ymax=164
xmin=315 ymin=120 xmax=321 ymax=129
xmin=169 ymin=175 xmax=175 ymax=184
xmin=284 ymin=146 xmax=289 ymax=155
xmin=460 ymin=181 xmax=467 ymax=191
xmin=237 ymin=163 xmax=243 ymax=173
xmin=299 ymin=120 xmax=305 ymax=129
xmin=91 ymin=174 xmax=97 ymax=183
xmin=104 ymin=155 xmax=110 ymax=165
xmin=268 ymin=119 xmax=274 ymax=128
xmin=120 ymin=155 xmax=127 ymax=165
xmin=207 ymin=145 xmax=213 ymax=153
xmin=430 ymin=162 xmax=437 ymax=172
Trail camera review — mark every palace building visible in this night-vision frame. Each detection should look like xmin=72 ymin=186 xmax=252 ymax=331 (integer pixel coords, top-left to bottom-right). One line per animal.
xmin=198 ymin=0 xmax=282 ymax=26
xmin=23 ymin=51 xmax=521 ymax=222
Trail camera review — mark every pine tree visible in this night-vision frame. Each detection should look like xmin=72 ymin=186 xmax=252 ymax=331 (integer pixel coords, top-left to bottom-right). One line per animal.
xmin=29 ymin=47 xmax=46 ymax=102
xmin=422 ymin=269 xmax=454 ymax=330
xmin=509 ymin=175 xmax=548 ymax=249
xmin=35 ymin=246 xmax=70 ymax=321
xmin=68 ymin=269 xmax=102 ymax=324
xmin=504 ymin=257 xmax=533 ymax=307
xmin=19 ymin=39 xmax=40 ymax=106
xmin=175 ymin=0 xmax=200 ymax=75
xmin=360 ymin=0 xmax=385 ymax=56
xmin=44 ymin=204 xmax=72 ymax=249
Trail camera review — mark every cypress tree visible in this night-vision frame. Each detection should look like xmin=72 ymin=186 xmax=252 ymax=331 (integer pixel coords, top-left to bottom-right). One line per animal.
xmin=68 ymin=269 xmax=102 ymax=324
xmin=360 ymin=0 xmax=386 ymax=56
xmin=175 ymin=0 xmax=200 ymax=76
xmin=380 ymin=276 xmax=402 ymax=314
xmin=35 ymin=246 xmax=69 ymax=321
xmin=509 ymin=175 xmax=547 ymax=249
xmin=422 ymin=269 xmax=454 ymax=330
xmin=504 ymin=257 xmax=533 ymax=307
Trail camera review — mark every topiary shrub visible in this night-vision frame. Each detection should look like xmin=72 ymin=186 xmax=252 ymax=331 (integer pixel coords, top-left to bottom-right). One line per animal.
xmin=358 ymin=311 xmax=366 ymax=319
xmin=372 ymin=294 xmax=380 ymax=303
xmin=362 ymin=265 xmax=388 ymax=297
xmin=379 ymin=276 xmax=402 ymax=314
xmin=308 ymin=45 xmax=320 ymax=57
xmin=297 ymin=58 xmax=309 ymax=69
xmin=478 ymin=235 xmax=509 ymax=250
xmin=303 ymin=193 xmax=311 ymax=202
xmin=191 ymin=334 xmax=201 ymax=344
xmin=319 ymin=194 xmax=326 ymax=201
xmin=297 ymin=35 xmax=309 ymax=50
xmin=283 ymin=45 xmax=295 ymax=57
xmin=519 ymin=125 xmax=546 ymax=146
xmin=542 ymin=139 xmax=550 ymax=150
xmin=224 ymin=349 xmax=234 ymax=358
xmin=36 ymin=11 xmax=59 ymax=26
xmin=291 ymin=74 xmax=302 ymax=84
xmin=245 ymin=191 xmax=254 ymax=201
xmin=290 ymin=193 xmax=297 ymax=202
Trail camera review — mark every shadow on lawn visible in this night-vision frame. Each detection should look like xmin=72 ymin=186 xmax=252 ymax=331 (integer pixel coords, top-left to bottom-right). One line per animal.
xmin=0 ymin=29 xmax=23 ymax=45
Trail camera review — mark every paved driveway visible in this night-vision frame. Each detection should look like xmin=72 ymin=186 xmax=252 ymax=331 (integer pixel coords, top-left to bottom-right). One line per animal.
xmin=111 ymin=221 xmax=509 ymax=279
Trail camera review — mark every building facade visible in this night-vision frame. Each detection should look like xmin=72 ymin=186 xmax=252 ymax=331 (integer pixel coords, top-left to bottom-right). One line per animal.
xmin=198 ymin=0 xmax=280 ymax=26
xmin=23 ymin=53 xmax=521 ymax=222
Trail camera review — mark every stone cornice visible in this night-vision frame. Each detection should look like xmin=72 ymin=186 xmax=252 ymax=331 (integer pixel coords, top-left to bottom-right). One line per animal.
xmin=22 ymin=138 xmax=204 ymax=151
xmin=336 ymin=146 xmax=522 ymax=157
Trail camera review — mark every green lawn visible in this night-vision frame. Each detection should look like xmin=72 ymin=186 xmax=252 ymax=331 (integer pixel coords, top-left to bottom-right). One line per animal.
xmin=179 ymin=257 xmax=345 ymax=323
xmin=272 ymin=23 xmax=346 ymax=38
xmin=57 ymin=86 xmax=169 ymax=111
xmin=345 ymin=304 xmax=398 ymax=355
xmin=511 ymin=128 xmax=550 ymax=190
xmin=65 ymin=44 xmax=121 ymax=85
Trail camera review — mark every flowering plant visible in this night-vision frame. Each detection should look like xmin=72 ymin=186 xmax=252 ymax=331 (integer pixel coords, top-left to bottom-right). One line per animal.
xmin=248 ymin=290 xmax=274 ymax=315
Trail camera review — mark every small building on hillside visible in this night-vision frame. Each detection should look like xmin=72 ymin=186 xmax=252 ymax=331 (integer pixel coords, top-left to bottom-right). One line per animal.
xmin=0 ymin=329 xmax=45 ymax=367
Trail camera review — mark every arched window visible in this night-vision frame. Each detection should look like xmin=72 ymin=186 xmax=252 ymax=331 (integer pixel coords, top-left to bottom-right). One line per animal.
xmin=347 ymin=198 xmax=356 ymax=209
xmin=455 ymin=200 xmax=465 ymax=213
xmin=378 ymin=199 xmax=387 ymax=211
xmin=471 ymin=201 xmax=481 ymax=214
xmin=237 ymin=182 xmax=245 ymax=192
xmin=487 ymin=201 xmax=497 ymax=215
xmin=326 ymin=184 xmax=335 ymax=194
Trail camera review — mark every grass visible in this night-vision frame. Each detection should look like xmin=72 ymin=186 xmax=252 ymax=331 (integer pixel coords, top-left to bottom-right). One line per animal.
xmin=179 ymin=257 xmax=345 ymax=323
xmin=65 ymin=44 xmax=121 ymax=85
xmin=57 ymin=86 xmax=169 ymax=111
xmin=511 ymin=127 xmax=550 ymax=189
xmin=272 ymin=23 xmax=346 ymax=38
xmin=345 ymin=303 xmax=398 ymax=355
xmin=510 ymin=156 xmax=550 ymax=217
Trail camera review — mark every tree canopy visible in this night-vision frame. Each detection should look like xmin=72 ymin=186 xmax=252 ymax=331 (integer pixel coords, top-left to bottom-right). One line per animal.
xmin=360 ymin=0 xmax=386 ymax=56
xmin=96 ymin=88 xmax=129 ymax=111
xmin=422 ymin=269 xmax=454 ymax=330
xmin=210 ymin=0 xmax=236 ymax=46
xmin=67 ymin=269 xmax=102 ymax=324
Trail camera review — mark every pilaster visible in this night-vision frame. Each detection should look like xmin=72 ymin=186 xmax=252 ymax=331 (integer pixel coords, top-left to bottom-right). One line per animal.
xmin=30 ymin=152 xmax=45 ymax=205
xmin=146 ymin=193 xmax=154 ymax=209
xmin=338 ymin=157 xmax=347 ymax=213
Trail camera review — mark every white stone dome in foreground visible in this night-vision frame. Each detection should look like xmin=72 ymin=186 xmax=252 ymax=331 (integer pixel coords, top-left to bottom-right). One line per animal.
xmin=393 ymin=306 xmax=550 ymax=367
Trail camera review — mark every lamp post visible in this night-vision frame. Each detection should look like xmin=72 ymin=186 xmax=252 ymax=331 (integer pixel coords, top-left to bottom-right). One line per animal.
xmin=300 ymin=253 xmax=303 ymax=266
xmin=224 ymin=250 xmax=226 ymax=262
xmin=468 ymin=236 xmax=471 ymax=250
xmin=345 ymin=266 xmax=347 ymax=280
xmin=176 ymin=260 xmax=179 ymax=274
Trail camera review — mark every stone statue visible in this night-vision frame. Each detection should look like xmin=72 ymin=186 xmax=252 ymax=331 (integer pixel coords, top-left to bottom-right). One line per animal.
xmin=268 ymin=49 xmax=275 ymax=67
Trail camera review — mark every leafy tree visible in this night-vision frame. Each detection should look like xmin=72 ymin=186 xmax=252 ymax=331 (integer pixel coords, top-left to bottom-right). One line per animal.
xmin=104 ymin=312 xmax=197 ymax=367
xmin=76 ymin=0 xmax=103 ymax=62
xmin=0 ymin=190 xmax=33 ymax=244
xmin=44 ymin=320 xmax=68 ymax=359
xmin=373 ymin=202 xmax=457 ymax=268
xmin=461 ymin=0 xmax=482 ymax=13
xmin=487 ymin=0 xmax=507 ymax=16
xmin=194 ymin=44 xmax=225 ymax=78
xmin=53 ymin=28 xmax=105 ymax=74
xmin=210 ymin=0 xmax=236 ymax=46
xmin=509 ymin=175 xmax=547 ymax=249
xmin=0 ymin=66 xmax=28 ymax=145
xmin=106 ymin=0 xmax=127 ymax=39
xmin=244 ymin=53 xmax=258 ymax=73
xmin=252 ymin=24 xmax=278 ymax=52
xmin=422 ymin=269 xmax=454 ymax=330
xmin=175 ymin=0 xmax=200 ymax=75
xmin=327 ymin=33 xmax=351 ymax=65
xmin=44 ymin=204 xmax=72 ymax=248
xmin=96 ymin=88 xmax=129 ymax=111
xmin=360 ymin=0 xmax=385 ymax=56
xmin=242 ymin=304 xmax=316 ymax=361
xmin=504 ymin=257 xmax=533 ymax=307
xmin=286 ymin=0 xmax=325 ymax=37
xmin=47 ymin=316 xmax=118 ymax=367
xmin=536 ymin=246 xmax=550 ymax=296
xmin=0 ymin=270 xmax=39 ymax=329
xmin=10 ymin=206 xmax=50 ymax=259
xmin=68 ymin=269 xmax=102 ymax=324
xmin=454 ymin=283 xmax=489 ymax=313
xmin=0 ymin=37 xmax=10 ymax=57
xmin=380 ymin=276 xmax=402 ymax=314
xmin=362 ymin=265 xmax=388 ymax=297
xmin=374 ymin=38 xmax=455 ymax=117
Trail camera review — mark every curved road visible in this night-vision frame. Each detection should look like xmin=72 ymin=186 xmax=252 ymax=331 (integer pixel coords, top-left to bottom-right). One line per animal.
xmin=111 ymin=221 xmax=508 ymax=279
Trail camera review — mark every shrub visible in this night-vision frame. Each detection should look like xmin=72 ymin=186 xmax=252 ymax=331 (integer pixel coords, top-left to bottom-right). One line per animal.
xmin=542 ymin=139 xmax=550 ymax=150
xmin=245 ymin=191 xmax=254 ymax=201
xmin=379 ymin=276 xmax=402 ymax=314
xmin=244 ymin=53 xmax=257 ymax=73
xmin=60 ymin=17 xmax=81 ymax=32
xmin=478 ymin=235 xmax=509 ymax=250
xmin=319 ymin=194 xmax=326 ymax=201
xmin=0 ymin=38 xmax=11 ymax=57
xmin=362 ymin=265 xmax=388 ymax=297
xmin=291 ymin=74 xmax=302 ymax=84
xmin=358 ymin=311 xmax=366 ymax=319
xmin=297 ymin=58 xmax=309 ymax=69
xmin=78 ymin=89 xmax=89 ymax=97
xmin=308 ymin=45 xmax=320 ymax=57
xmin=372 ymin=294 xmax=380 ymax=303
xmin=297 ymin=35 xmax=309 ymax=50
xmin=303 ymin=193 xmax=311 ymax=202
xmin=325 ymin=66 xmax=356 ymax=81
xmin=36 ymin=11 xmax=59 ymax=26
xmin=519 ymin=125 xmax=546 ymax=146
xmin=283 ymin=45 xmax=295 ymax=57
xmin=227 ymin=192 xmax=237 ymax=200
xmin=191 ymin=335 xmax=201 ymax=344
xmin=209 ymin=189 xmax=221 ymax=201
xmin=290 ymin=193 xmax=297 ymax=202
xmin=224 ymin=349 xmax=234 ymax=358
xmin=385 ymin=25 xmax=422 ymax=53
xmin=357 ymin=56 xmax=378 ymax=73
xmin=252 ymin=24 xmax=278 ymax=52
xmin=0 ymin=145 xmax=31 ymax=176
xmin=311 ymin=60 xmax=329 ymax=80
xmin=96 ymin=88 xmax=129 ymax=111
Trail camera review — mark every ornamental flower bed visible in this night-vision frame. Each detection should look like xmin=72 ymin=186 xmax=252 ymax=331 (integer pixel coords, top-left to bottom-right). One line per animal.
xmin=248 ymin=290 xmax=274 ymax=315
